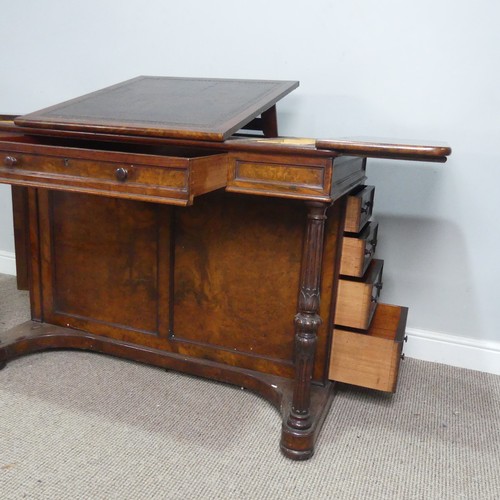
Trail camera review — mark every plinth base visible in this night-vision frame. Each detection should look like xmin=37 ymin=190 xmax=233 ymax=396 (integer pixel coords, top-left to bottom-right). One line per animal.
xmin=0 ymin=320 xmax=336 ymax=460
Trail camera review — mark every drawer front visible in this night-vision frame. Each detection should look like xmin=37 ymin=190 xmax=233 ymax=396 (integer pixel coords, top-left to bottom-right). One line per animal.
xmin=329 ymin=303 xmax=408 ymax=392
xmin=226 ymin=151 xmax=333 ymax=201
xmin=340 ymin=220 xmax=379 ymax=277
xmin=0 ymin=145 xmax=227 ymax=206
xmin=335 ymin=259 xmax=383 ymax=330
xmin=344 ymin=185 xmax=375 ymax=233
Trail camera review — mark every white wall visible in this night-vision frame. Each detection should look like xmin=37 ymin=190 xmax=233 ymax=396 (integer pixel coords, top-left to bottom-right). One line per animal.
xmin=1 ymin=1 xmax=499 ymax=369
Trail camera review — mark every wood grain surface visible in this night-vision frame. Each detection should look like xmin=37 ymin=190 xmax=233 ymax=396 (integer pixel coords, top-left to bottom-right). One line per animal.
xmin=316 ymin=137 xmax=452 ymax=162
xmin=329 ymin=303 xmax=408 ymax=392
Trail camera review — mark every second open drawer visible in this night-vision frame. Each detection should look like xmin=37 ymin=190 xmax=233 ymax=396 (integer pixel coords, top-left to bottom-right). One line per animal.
xmin=335 ymin=258 xmax=383 ymax=330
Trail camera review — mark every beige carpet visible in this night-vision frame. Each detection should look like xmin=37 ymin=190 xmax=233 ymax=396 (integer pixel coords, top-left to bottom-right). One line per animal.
xmin=1 ymin=273 xmax=499 ymax=499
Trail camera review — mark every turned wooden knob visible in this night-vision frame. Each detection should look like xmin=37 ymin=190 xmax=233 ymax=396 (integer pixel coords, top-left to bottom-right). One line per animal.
xmin=361 ymin=201 xmax=372 ymax=214
xmin=4 ymin=156 xmax=17 ymax=167
xmin=115 ymin=167 xmax=128 ymax=181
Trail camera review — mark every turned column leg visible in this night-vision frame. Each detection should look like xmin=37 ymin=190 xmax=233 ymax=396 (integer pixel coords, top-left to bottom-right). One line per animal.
xmin=281 ymin=201 xmax=329 ymax=458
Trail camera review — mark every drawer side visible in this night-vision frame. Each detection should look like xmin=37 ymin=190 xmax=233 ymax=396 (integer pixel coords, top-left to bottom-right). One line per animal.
xmin=329 ymin=303 xmax=408 ymax=392
xmin=335 ymin=259 xmax=383 ymax=330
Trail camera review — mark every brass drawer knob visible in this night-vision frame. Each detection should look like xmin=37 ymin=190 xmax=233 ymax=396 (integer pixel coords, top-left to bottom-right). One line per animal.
xmin=4 ymin=156 xmax=17 ymax=167
xmin=115 ymin=167 xmax=128 ymax=182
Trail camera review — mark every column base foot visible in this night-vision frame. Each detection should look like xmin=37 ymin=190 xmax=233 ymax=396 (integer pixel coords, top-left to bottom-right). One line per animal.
xmin=280 ymin=380 xmax=336 ymax=460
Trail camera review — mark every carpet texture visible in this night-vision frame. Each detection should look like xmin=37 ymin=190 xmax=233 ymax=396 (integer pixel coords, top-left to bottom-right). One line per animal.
xmin=1 ymin=273 xmax=499 ymax=499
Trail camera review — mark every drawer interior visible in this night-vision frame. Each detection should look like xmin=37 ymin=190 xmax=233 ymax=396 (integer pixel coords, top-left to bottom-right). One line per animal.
xmin=329 ymin=303 xmax=408 ymax=392
xmin=0 ymin=134 xmax=229 ymax=206
xmin=0 ymin=133 xmax=220 ymax=159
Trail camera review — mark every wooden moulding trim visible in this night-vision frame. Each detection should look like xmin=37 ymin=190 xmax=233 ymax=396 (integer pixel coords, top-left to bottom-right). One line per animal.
xmin=3 ymin=118 xmax=452 ymax=163
xmin=0 ymin=138 xmax=223 ymax=167
xmin=27 ymin=188 xmax=43 ymax=321
xmin=0 ymin=321 xmax=286 ymax=408
xmin=330 ymin=170 xmax=367 ymax=202
xmin=0 ymin=320 xmax=338 ymax=460
xmin=0 ymin=165 xmax=189 ymax=192
xmin=0 ymin=179 xmax=192 ymax=206
xmin=13 ymin=118 xmax=227 ymax=142
xmin=225 ymin=185 xmax=333 ymax=203
xmin=0 ymin=319 xmax=336 ymax=456
xmin=0 ymin=125 xmax=338 ymax=158
xmin=316 ymin=139 xmax=451 ymax=163
xmin=234 ymin=161 xmax=327 ymax=191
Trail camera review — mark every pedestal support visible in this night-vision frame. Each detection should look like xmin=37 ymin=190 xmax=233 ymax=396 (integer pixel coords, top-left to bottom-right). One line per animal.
xmin=281 ymin=201 xmax=330 ymax=459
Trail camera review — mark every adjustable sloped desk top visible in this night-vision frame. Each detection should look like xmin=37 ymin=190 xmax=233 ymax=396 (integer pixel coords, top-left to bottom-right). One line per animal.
xmin=14 ymin=76 xmax=299 ymax=141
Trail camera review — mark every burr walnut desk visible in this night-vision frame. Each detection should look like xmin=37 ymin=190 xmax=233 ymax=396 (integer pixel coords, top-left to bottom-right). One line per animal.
xmin=0 ymin=77 xmax=451 ymax=460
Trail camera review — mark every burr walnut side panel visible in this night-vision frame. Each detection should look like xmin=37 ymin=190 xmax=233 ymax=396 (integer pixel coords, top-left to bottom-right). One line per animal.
xmin=172 ymin=191 xmax=341 ymax=381
xmin=226 ymin=152 xmax=333 ymax=201
xmin=172 ymin=192 xmax=303 ymax=375
xmin=39 ymin=190 xmax=172 ymax=338
xmin=30 ymin=188 xmax=344 ymax=381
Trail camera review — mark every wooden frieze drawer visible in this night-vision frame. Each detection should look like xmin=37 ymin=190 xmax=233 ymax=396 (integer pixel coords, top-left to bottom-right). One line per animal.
xmin=226 ymin=151 xmax=333 ymax=202
xmin=344 ymin=185 xmax=375 ymax=233
xmin=329 ymin=303 xmax=408 ymax=392
xmin=340 ymin=220 xmax=379 ymax=278
xmin=335 ymin=259 xmax=383 ymax=330
xmin=0 ymin=138 xmax=228 ymax=206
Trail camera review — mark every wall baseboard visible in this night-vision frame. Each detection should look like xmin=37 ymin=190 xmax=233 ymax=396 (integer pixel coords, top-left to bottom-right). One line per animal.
xmin=0 ymin=250 xmax=16 ymax=276
xmin=405 ymin=327 xmax=500 ymax=376
xmin=0 ymin=250 xmax=499 ymax=376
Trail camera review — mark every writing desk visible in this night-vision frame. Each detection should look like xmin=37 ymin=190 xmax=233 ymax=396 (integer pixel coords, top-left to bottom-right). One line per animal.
xmin=0 ymin=77 xmax=450 ymax=460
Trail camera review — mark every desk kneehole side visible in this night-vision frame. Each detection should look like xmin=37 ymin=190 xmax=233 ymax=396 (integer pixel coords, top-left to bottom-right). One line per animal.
xmin=329 ymin=303 xmax=408 ymax=393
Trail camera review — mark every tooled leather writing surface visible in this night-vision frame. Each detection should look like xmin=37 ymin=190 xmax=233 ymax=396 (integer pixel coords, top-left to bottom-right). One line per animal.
xmin=14 ymin=76 xmax=298 ymax=141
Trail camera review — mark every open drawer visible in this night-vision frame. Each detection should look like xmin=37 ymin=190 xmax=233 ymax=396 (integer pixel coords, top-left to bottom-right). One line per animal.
xmin=344 ymin=185 xmax=375 ymax=233
xmin=0 ymin=135 xmax=228 ymax=206
xmin=335 ymin=259 xmax=383 ymax=330
xmin=340 ymin=220 xmax=379 ymax=278
xmin=329 ymin=303 xmax=408 ymax=392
